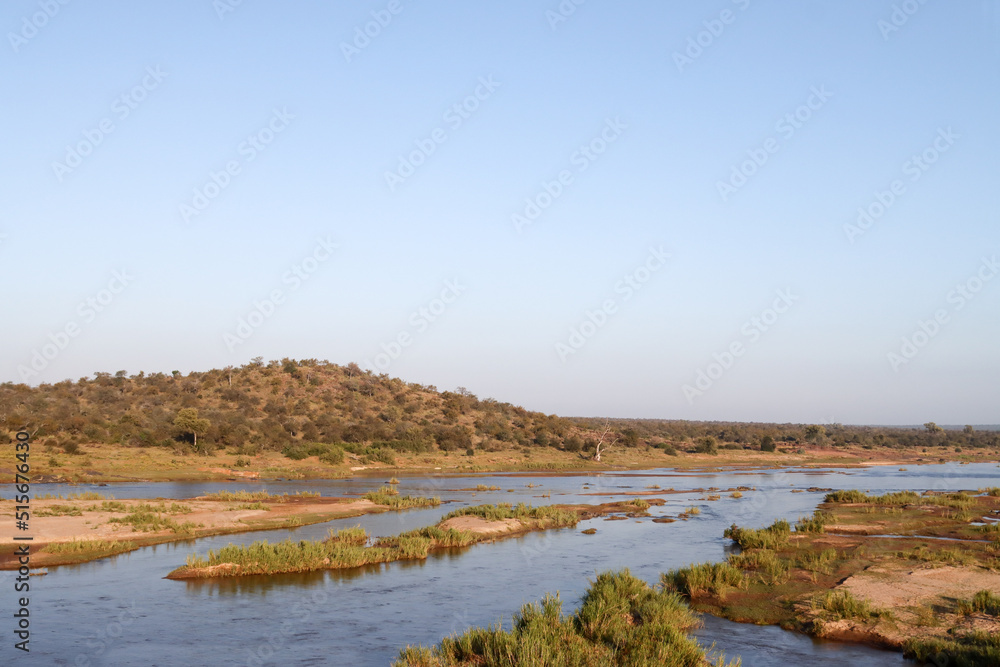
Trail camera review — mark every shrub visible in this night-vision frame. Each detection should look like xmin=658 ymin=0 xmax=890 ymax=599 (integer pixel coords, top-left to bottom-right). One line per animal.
xmin=824 ymin=490 xmax=921 ymax=505
xmin=395 ymin=570 xmax=724 ymax=667
xmin=662 ymin=562 xmax=746 ymax=596
xmin=364 ymin=487 xmax=439 ymax=509
xmin=327 ymin=525 xmax=368 ymax=546
xmin=319 ymin=446 xmax=344 ymax=465
xmin=362 ymin=447 xmax=396 ymax=465
xmin=226 ymin=502 xmax=270 ymax=511
xmin=727 ymin=549 xmax=789 ymax=583
xmin=795 ymin=512 xmax=829 ymax=533
xmin=904 ymin=632 xmax=1000 ymax=666
xmin=724 ymin=519 xmax=790 ymax=550
xmin=443 ymin=503 xmax=577 ymax=527
xmin=694 ymin=436 xmax=718 ymax=455
xmin=796 ymin=548 xmax=838 ymax=574
xmin=108 ymin=504 xmax=200 ymax=534
xmin=283 ymin=444 xmax=311 ymax=460
xmin=817 ymin=590 xmax=892 ymax=622
xmin=958 ymin=590 xmax=1000 ymax=616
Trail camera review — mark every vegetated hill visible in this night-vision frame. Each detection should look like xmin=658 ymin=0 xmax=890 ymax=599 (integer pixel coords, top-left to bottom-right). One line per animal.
xmin=1 ymin=358 xmax=997 ymax=463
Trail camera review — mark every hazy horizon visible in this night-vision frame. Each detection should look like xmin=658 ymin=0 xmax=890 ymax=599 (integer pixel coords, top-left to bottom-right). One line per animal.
xmin=3 ymin=1 xmax=998 ymax=425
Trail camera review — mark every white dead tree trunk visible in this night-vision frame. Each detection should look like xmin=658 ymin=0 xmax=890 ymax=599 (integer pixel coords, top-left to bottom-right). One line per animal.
xmin=593 ymin=420 xmax=618 ymax=462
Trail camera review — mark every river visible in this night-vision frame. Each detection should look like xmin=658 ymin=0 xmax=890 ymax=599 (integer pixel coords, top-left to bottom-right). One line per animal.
xmin=6 ymin=462 xmax=998 ymax=666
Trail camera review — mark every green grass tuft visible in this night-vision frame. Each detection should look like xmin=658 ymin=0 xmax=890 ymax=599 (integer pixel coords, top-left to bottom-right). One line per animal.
xmin=815 ymin=590 xmax=892 ymax=622
xmin=36 ymin=504 xmax=83 ymax=517
xmin=662 ymin=561 xmax=746 ymax=597
xmin=394 ymin=569 xmax=738 ymax=667
xmin=724 ymin=519 xmax=790 ymax=550
xmin=45 ymin=538 xmax=136 ymax=555
xmin=364 ymin=486 xmax=440 ymax=509
xmin=958 ymin=590 xmax=1000 ymax=616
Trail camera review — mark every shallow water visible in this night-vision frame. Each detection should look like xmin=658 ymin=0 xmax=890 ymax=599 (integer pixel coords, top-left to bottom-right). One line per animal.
xmin=6 ymin=462 xmax=998 ymax=666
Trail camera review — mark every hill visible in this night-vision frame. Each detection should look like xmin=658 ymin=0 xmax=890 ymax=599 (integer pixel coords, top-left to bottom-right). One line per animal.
xmin=2 ymin=358 xmax=997 ymax=481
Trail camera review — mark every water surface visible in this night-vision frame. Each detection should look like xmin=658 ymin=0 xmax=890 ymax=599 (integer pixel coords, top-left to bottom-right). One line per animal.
xmin=8 ymin=462 xmax=997 ymax=666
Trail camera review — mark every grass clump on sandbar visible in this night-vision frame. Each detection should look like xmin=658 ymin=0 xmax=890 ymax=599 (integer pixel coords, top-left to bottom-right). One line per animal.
xmin=394 ymin=569 xmax=740 ymax=667
xmin=44 ymin=538 xmax=137 ymax=557
xmin=363 ymin=486 xmax=441 ymax=509
xmin=169 ymin=502 xmax=579 ymax=579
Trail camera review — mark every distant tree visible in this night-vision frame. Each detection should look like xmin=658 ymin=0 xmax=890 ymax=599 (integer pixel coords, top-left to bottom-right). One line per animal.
xmin=695 ymin=436 xmax=718 ymax=455
xmin=174 ymin=408 xmax=210 ymax=451
xmin=760 ymin=435 xmax=776 ymax=452
xmin=564 ymin=435 xmax=583 ymax=453
xmin=924 ymin=422 xmax=943 ymax=433
xmin=804 ymin=425 xmax=826 ymax=441
xmin=622 ymin=428 xmax=640 ymax=447
xmin=593 ymin=420 xmax=618 ymax=462
xmin=964 ymin=425 xmax=975 ymax=434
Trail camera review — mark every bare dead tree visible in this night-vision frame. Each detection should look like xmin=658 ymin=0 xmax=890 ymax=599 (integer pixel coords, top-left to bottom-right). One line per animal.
xmin=594 ymin=419 xmax=619 ymax=462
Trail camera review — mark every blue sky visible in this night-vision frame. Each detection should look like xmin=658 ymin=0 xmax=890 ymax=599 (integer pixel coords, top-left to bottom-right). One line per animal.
xmin=2 ymin=0 xmax=998 ymax=425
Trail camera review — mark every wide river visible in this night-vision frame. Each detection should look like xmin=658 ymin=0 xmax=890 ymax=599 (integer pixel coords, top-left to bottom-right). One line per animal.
xmin=5 ymin=462 xmax=998 ymax=666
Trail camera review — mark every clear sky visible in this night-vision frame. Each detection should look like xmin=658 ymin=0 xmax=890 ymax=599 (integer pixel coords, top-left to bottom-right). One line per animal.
xmin=2 ymin=1 xmax=998 ymax=425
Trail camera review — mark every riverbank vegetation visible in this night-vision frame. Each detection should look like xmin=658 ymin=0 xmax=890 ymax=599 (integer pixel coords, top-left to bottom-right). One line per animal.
xmin=3 ymin=359 xmax=997 ymax=483
xmin=167 ymin=501 xmax=586 ymax=579
xmin=1 ymin=488 xmax=441 ymax=570
xmin=363 ymin=485 xmax=441 ymax=509
xmin=394 ymin=569 xmax=739 ymax=667
xmin=661 ymin=488 xmax=1000 ymax=664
